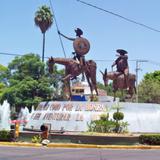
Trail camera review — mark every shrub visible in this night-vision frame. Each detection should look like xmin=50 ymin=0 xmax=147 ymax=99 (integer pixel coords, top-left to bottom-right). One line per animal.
xmin=31 ymin=135 xmax=42 ymax=143
xmin=112 ymin=103 xmax=125 ymax=133
xmin=0 ymin=130 xmax=12 ymax=141
xmin=113 ymin=112 xmax=124 ymax=121
xmin=88 ymin=119 xmax=117 ymax=133
xmin=100 ymin=113 xmax=109 ymax=121
xmin=139 ymin=134 xmax=160 ymax=145
xmin=119 ymin=121 xmax=129 ymax=133
xmin=88 ymin=103 xmax=128 ymax=134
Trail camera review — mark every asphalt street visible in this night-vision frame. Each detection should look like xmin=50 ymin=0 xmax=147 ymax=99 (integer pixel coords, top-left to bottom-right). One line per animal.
xmin=0 ymin=146 xmax=160 ymax=160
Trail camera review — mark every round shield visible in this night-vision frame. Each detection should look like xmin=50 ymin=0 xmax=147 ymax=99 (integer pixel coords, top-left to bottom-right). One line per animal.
xmin=73 ymin=37 xmax=90 ymax=56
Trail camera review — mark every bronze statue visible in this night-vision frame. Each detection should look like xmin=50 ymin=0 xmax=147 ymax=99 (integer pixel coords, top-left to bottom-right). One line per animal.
xmin=58 ymin=28 xmax=90 ymax=81
xmin=48 ymin=57 xmax=98 ymax=100
xmin=101 ymin=69 xmax=136 ymax=101
xmin=112 ymin=49 xmax=129 ymax=88
xmin=100 ymin=49 xmax=136 ymax=101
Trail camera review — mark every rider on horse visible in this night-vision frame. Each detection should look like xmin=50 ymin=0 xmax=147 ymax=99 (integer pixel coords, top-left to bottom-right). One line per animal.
xmin=112 ymin=49 xmax=129 ymax=89
xmin=58 ymin=28 xmax=86 ymax=81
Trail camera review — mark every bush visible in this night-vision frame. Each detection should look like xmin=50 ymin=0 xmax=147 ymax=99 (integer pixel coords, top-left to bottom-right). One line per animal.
xmin=113 ymin=112 xmax=124 ymax=121
xmin=88 ymin=104 xmax=128 ymax=133
xmin=31 ymin=135 xmax=42 ymax=143
xmin=88 ymin=119 xmax=117 ymax=133
xmin=139 ymin=134 xmax=160 ymax=145
xmin=0 ymin=130 xmax=12 ymax=141
xmin=100 ymin=113 xmax=109 ymax=121
xmin=112 ymin=104 xmax=125 ymax=133
xmin=119 ymin=121 xmax=129 ymax=133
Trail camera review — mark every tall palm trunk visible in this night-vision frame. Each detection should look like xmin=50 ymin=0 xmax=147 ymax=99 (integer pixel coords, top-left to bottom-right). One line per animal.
xmin=42 ymin=32 xmax=45 ymax=62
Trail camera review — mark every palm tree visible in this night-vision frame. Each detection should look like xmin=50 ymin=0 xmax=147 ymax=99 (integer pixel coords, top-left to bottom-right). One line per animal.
xmin=34 ymin=5 xmax=53 ymax=62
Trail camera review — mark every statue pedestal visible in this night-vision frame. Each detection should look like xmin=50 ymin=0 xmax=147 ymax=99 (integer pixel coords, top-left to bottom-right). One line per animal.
xmin=25 ymin=101 xmax=160 ymax=133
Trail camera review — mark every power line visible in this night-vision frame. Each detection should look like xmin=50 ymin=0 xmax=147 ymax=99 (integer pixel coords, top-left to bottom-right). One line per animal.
xmin=94 ymin=59 xmax=113 ymax=62
xmin=0 ymin=52 xmax=22 ymax=57
xmin=1 ymin=52 xmax=160 ymax=67
xmin=77 ymin=0 xmax=160 ymax=33
xmin=0 ymin=52 xmax=49 ymax=59
xmin=148 ymin=60 xmax=160 ymax=66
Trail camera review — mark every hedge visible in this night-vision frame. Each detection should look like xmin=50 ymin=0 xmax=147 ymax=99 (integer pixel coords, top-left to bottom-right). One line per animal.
xmin=0 ymin=130 xmax=12 ymax=141
xmin=139 ymin=134 xmax=160 ymax=145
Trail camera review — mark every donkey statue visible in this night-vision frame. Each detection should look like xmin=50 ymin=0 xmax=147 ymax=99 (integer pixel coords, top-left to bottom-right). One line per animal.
xmin=101 ymin=69 xmax=136 ymax=101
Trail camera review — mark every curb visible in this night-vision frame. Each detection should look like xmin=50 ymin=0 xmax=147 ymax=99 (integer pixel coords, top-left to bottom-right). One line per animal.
xmin=0 ymin=142 xmax=42 ymax=147
xmin=47 ymin=143 xmax=160 ymax=149
xmin=47 ymin=143 xmax=97 ymax=148
xmin=0 ymin=142 xmax=160 ymax=149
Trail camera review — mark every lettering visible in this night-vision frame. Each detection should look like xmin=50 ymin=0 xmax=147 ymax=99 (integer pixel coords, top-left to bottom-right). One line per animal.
xmin=43 ymin=113 xmax=54 ymax=120
xmin=36 ymin=103 xmax=49 ymax=111
xmin=85 ymin=104 xmax=106 ymax=112
xmin=49 ymin=103 xmax=61 ymax=111
xmin=33 ymin=113 xmax=41 ymax=120
xmin=62 ymin=104 xmax=73 ymax=111
xmin=31 ymin=103 xmax=107 ymax=123
xmin=43 ymin=113 xmax=71 ymax=121
xmin=76 ymin=113 xmax=84 ymax=121
xmin=75 ymin=104 xmax=83 ymax=111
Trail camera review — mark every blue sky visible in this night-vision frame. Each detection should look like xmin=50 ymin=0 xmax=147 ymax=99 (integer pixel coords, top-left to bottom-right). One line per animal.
xmin=1 ymin=0 xmax=160 ymax=83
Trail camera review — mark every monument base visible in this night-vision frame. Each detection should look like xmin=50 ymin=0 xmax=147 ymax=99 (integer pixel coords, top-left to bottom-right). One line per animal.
xmin=25 ymin=101 xmax=160 ymax=133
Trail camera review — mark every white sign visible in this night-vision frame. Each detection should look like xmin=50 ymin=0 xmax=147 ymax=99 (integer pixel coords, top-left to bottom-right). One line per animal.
xmin=25 ymin=101 xmax=160 ymax=133
xmin=25 ymin=101 xmax=109 ymax=132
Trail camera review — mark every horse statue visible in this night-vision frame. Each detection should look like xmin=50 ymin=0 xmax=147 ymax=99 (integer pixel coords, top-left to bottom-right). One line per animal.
xmin=101 ymin=69 xmax=136 ymax=101
xmin=48 ymin=57 xmax=98 ymax=100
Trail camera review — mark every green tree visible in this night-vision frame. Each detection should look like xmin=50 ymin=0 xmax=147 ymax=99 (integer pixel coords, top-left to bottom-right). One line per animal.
xmin=0 ymin=64 xmax=7 ymax=74
xmin=0 ymin=64 xmax=8 ymax=82
xmin=97 ymin=82 xmax=112 ymax=95
xmin=138 ymin=71 xmax=160 ymax=103
xmin=0 ymin=64 xmax=8 ymax=97
xmin=0 ymin=54 xmax=59 ymax=111
xmin=34 ymin=5 xmax=53 ymax=62
xmin=97 ymin=81 xmax=125 ymax=101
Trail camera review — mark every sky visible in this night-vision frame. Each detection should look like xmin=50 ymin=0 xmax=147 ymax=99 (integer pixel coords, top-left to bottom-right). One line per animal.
xmin=1 ymin=0 xmax=160 ymax=84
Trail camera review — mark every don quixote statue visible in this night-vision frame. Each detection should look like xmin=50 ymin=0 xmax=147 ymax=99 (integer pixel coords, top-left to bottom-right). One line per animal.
xmin=58 ymin=28 xmax=90 ymax=81
xmin=101 ymin=49 xmax=136 ymax=101
xmin=48 ymin=28 xmax=98 ymax=100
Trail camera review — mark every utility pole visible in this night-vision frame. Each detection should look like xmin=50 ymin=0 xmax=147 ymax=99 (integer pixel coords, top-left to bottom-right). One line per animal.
xmin=135 ymin=59 xmax=148 ymax=103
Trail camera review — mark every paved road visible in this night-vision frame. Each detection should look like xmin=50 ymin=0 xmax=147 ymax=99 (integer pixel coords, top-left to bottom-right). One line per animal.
xmin=0 ymin=146 xmax=160 ymax=160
